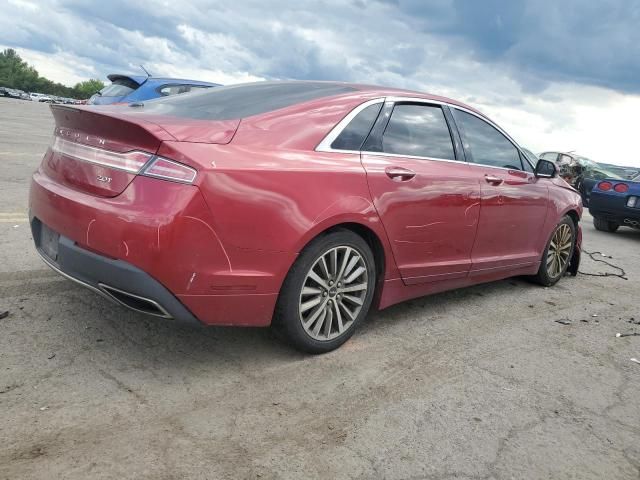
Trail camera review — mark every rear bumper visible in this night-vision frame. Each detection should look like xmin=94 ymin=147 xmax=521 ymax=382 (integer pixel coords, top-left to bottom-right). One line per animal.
xmin=32 ymin=218 xmax=200 ymax=324
xmin=589 ymin=209 xmax=640 ymax=225
xmin=589 ymin=193 xmax=640 ymax=225
xmin=29 ymin=170 xmax=291 ymax=326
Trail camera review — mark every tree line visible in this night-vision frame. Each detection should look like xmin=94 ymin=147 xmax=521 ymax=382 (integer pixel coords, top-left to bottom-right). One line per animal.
xmin=0 ymin=48 xmax=104 ymax=99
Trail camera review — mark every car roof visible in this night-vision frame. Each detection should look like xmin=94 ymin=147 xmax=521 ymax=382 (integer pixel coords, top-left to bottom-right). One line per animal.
xmin=323 ymin=81 xmax=486 ymax=117
xmin=106 ymin=73 xmax=220 ymax=87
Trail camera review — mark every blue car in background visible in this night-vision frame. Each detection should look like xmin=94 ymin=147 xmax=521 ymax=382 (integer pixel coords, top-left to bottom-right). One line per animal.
xmin=589 ymin=176 xmax=640 ymax=232
xmin=88 ymin=74 xmax=219 ymax=105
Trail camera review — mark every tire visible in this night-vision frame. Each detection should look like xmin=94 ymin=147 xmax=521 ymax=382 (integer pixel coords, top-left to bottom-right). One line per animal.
xmin=593 ymin=216 xmax=619 ymax=233
xmin=274 ymin=229 xmax=376 ymax=354
xmin=531 ymin=216 xmax=576 ymax=287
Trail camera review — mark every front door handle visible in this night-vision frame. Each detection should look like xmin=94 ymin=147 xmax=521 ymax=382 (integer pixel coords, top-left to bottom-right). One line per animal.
xmin=484 ymin=174 xmax=504 ymax=185
xmin=385 ymin=166 xmax=416 ymax=181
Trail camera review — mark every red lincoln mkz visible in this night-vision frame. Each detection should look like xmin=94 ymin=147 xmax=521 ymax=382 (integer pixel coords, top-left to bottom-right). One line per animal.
xmin=30 ymin=81 xmax=582 ymax=353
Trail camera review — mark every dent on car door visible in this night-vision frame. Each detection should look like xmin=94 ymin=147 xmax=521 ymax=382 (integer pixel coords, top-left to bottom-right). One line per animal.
xmin=451 ymin=108 xmax=549 ymax=273
xmin=359 ymin=101 xmax=481 ymax=284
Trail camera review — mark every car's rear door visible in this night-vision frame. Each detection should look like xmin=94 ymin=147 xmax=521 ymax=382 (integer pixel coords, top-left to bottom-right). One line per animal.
xmin=358 ymin=100 xmax=481 ymax=284
xmin=450 ymin=108 xmax=549 ymax=273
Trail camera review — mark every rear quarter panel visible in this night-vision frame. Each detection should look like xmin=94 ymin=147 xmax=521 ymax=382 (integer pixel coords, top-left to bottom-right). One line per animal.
xmin=159 ymin=140 xmax=399 ymax=281
xmin=156 ymin=92 xmax=400 ymax=281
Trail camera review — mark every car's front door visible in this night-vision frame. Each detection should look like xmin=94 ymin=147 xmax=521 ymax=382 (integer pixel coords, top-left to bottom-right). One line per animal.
xmin=450 ymin=108 xmax=549 ymax=273
xmin=360 ymin=101 xmax=481 ymax=284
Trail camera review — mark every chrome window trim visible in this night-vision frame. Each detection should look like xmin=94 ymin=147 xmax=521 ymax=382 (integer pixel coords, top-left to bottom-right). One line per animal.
xmin=316 ymin=95 xmax=535 ymax=171
xmin=316 ymin=98 xmax=385 ymax=153
xmin=360 ymin=150 xmax=467 ymax=165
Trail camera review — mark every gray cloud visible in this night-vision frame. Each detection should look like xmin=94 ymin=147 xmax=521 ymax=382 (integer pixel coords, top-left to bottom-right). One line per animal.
xmin=1 ymin=0 xmax=639 ymax=97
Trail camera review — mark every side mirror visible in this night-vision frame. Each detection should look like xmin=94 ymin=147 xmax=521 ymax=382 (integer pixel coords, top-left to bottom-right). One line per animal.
xmin=535 ymin=159 xmax=557 ymax=178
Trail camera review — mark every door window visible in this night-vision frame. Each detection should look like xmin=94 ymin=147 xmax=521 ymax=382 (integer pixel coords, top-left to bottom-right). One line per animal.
xmin=379 ymin=104 xmax=455 ymax=160
xmin=453 ymin=109 xmax=523 ymax=170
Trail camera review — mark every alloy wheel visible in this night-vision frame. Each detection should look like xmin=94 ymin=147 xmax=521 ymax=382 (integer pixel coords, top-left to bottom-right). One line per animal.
xmin=298 ymin=246 xmax=369 ymax=341
xmin=546 ymin=224 xmax=573 ymax=278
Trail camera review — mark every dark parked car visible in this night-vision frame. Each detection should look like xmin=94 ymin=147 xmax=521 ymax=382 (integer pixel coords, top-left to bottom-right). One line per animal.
xmin=88 ymin=74 xmax=220 ymax=105
xmin=589 ymin=177 xmax=640 ymax=232
xmin=539 ymin=151 xmax=624 ymax=206
xmin=30 ymin=81 xmax=583 ymax=353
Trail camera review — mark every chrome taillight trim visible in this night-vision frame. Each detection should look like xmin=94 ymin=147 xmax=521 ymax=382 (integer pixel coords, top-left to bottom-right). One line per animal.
xmin=51 ymin=136 xmax=152 ymax=174
xmin=141 ymin=157 xmax=197 ymax=184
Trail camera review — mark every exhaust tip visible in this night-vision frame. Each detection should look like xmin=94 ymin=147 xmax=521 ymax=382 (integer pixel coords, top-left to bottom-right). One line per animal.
xmin=98 ymin=284 xmax=172 ymax=319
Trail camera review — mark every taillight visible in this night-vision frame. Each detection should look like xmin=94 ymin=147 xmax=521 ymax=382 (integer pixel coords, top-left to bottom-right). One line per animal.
xmin=142 ymin=157 xmax=197 ymax=184
xmin=52 ymin=136 xmax=151 ymax=173
xmin=614 ymin=183 xmax=629 ymax=193
xmin=597 ymin=181 xmax=612 ymax=191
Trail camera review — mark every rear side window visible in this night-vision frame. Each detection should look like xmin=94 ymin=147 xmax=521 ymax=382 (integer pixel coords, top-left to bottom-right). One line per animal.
xmin=158 ymin=84 xmax=212 ymax=96
xmin=453 ymin=109 xmax=523 ymax=170
xmin=380 ymin=104 xmax=455 ymax=159
xmin=99 ymin=78 xmax=139 ymax=97
xmin=331 ymin=103 xmax=382 ymax=151
xmin=158 ymin=85 xmax=191 ymax=96
xmin=137 ymin=82 xmax=357 ymax=120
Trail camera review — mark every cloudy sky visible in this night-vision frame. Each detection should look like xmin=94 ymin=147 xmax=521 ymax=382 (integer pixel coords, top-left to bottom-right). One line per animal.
xmin=2 ymin=0 xmax=640 ymax=167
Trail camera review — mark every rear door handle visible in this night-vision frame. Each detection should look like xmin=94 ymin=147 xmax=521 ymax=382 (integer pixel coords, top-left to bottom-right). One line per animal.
xmin=484 ymin=174 xmax=504 ymax=185
xmin=385 ymin=166 xmax=416 ymax=181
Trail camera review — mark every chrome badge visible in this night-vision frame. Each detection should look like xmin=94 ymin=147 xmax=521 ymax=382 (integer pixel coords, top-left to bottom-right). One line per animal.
xmin=96 ymin=175 xmax=112 ymax=183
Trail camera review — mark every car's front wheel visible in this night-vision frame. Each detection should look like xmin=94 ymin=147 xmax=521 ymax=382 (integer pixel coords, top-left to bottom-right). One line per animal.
xmin=532 ymin=216 xmax=576 ymax=286
xmin=593 ymin=216 xmax=619 ymax=233
xmin=274 ymin=230 xmax=376 ymax=354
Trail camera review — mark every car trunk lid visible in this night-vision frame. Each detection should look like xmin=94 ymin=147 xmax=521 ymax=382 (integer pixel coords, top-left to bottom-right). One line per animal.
xmin=45 ymin=105 xmax=239 ymax=197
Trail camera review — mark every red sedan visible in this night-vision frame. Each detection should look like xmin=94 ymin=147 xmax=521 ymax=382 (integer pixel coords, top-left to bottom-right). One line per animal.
xmin=29 ymin=81 xmax=582 ymax=353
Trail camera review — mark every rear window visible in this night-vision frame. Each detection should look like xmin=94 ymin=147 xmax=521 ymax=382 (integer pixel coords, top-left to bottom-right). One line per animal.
xmin=99 ymin=78 xmax=139 ymax=97
xmin=134 ymin=82 xmax=357 ymax=120
xmin=158 ymin=85 xmax=187 ymax=96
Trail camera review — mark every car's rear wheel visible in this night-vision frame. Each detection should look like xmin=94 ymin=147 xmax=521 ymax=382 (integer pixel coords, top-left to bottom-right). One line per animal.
xmin=532 ymin=216 xmax=576 ymax=286
xmin=274 ymin=230 xmax=376 ymax=354
xmin=593 ymin=216 xmax=619 ymax=233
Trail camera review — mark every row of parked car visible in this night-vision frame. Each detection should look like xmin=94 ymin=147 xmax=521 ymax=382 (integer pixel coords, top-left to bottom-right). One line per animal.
xmin=0 ymin=87 xmax=83 ymax=104
xmin=0 ymin=87 xmax=31 ymax=100
xmin=538 ymin=151 xmax=639 ymax=206
xmin=2 ymin=72 xmax=218 ymax=106
xmin=537 ymin=150 xmax=640 ymax=234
